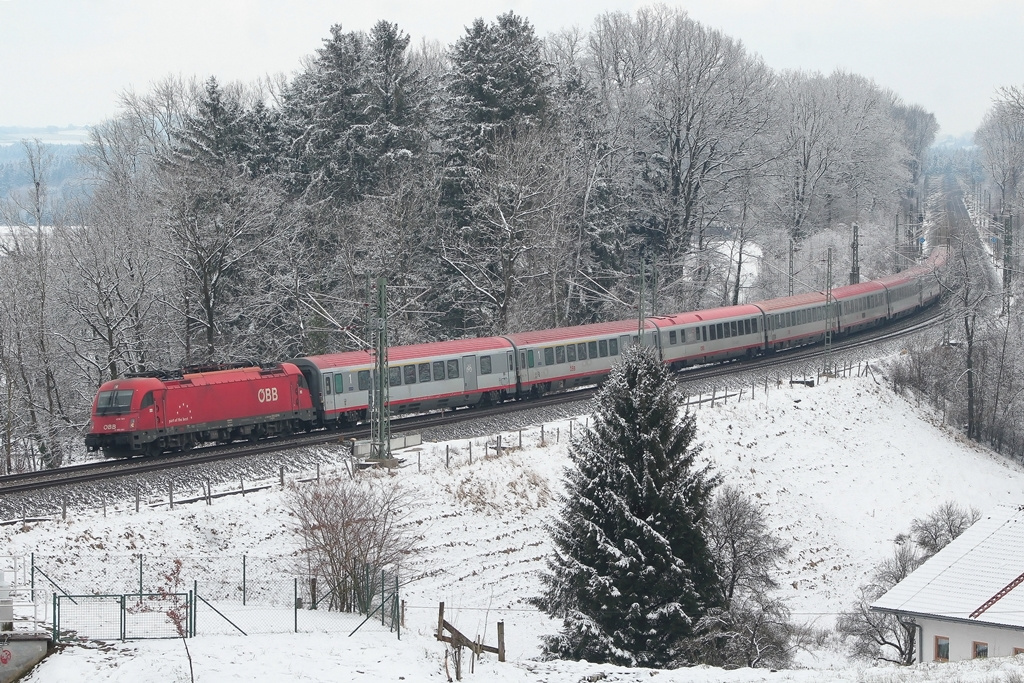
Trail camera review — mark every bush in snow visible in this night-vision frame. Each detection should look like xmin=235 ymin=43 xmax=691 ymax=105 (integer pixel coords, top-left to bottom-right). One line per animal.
xmin=685 ymin=485 xmax=794 ymax=669
xmin=287 ymin=474 xmax=413 ymax=613
xmin=533 ymin=344 xmax=721 ymax=667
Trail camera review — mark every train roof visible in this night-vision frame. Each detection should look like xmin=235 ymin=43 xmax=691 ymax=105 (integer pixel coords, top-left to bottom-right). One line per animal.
xmin=503 ymin=319 xmax=656 ymax=345
xmin=294 ymin=337 xmax=513 ymax=369
xmin=652 ymin=304 xmax=763 ymax=325
xmin=97 ymin=364 xmax=298 ymax=392
xmin=873 ymin=271 xmax=916 ymax=288
xmin=831 ymin=280 xmax=886 ymax=299
xmin=751 ymin=292 xmax=826 ymax=313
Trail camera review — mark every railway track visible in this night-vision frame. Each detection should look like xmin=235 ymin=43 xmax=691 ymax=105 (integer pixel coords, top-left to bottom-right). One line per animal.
xmin=0 ymin=301 xmax=945 ymax=498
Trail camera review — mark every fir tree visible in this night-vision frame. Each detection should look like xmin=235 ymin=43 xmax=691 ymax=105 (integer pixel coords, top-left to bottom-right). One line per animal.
xmin=535 ymin=344 xmax=721 ymax=667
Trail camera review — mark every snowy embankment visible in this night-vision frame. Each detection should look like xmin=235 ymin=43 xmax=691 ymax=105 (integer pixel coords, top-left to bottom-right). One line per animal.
xmin=8 ymin=370 xmax=1024 ymax=682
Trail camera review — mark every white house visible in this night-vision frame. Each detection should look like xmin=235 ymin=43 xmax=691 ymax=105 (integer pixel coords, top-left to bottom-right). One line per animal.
xmin=872 ymin=504 xmax=1024 ymax=663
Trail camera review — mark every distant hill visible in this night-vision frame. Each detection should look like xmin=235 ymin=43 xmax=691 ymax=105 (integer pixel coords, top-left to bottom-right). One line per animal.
xmin=0 ymin=139 xmax=91 ymax=213
xmin=0 ymin=125 xmax=90 ymax=146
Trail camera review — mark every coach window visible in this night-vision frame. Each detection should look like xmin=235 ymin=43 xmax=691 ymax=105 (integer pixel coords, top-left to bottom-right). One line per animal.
xmin=480 ymin=355 xmax=492 ymax=374
xmin=935 ymin=636 xmax=949 ymax=662
xmin=578 ymin=343 xmax=588 ymax=360
xmin=743 ymin=319 xmax=750 ymax=335
xmin=419 ymin=363 xmax=432 ymax=383
xmin=433 ymin=361 xmax=446 ymax=381
xmin=324 ymin=375 xmax=332 ymax=395
xmin=709 ymin=325 xmax=717 ymax=341
xmin=335 ymin=374 xmax=345 ymax=394
xmin=555 ymin=346 xmax=566 ymax=364
xmin=404 ymin=365 xmax=417 ymax=385
xmin=752 ymin=318 xmax=758 ymax=333
xmin=599 ymin=339 xmax=608 ymax=357
xmin=544 ymin=347 xmax=555 ymax=365
xmin=528 ymin=350 xmax=535 ymax=368
xmin=447 ymin=359 xmax=460 ymax=379
xmin=973 ymin=642 xmax=988 ymax=659
xmin=389 ymin=367 xmax=402 ymax=387
xmin=717 ymin=323 xmax=725 ymax=339
xmin=669 ymin=330 xmax=677 ymax=345
xmin=609 ymin=338 xmax=619 ymax=355
xmin=566 ymin=344 xmax=577 ymax=362
xmin=731 ymin=321 xmax=738 ymax=337
xmin=357 ymin=370 xmax=370 ymax=391
xmin=588 ymin=341 xmax=598 ymax=358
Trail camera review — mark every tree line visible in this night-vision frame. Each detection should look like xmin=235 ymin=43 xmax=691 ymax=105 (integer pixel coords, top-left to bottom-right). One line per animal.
xmin=0 ymin=6 xmax=935 ymax=469
xmin=890 ymin=88 xmax=1024 ymax=464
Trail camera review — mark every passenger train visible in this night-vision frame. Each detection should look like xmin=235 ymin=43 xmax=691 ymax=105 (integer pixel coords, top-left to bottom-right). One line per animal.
xmin=86 ymin=247 xmax=947 ymax=457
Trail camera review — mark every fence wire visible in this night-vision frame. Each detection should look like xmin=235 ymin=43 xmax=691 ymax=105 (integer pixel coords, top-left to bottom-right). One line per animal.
xmin=34 ymin=554 xmax=400 ymax=641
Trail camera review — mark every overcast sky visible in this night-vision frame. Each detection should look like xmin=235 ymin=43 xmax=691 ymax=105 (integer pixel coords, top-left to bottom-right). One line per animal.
xmin=1 ymin=0 xmax=1021 ymax=138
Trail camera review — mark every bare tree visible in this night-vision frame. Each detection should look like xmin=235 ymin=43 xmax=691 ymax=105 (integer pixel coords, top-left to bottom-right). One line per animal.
xmin=287 ymin=474 xmax=413 ymax=613
xmin=907 ymin=500 xmax=981 ymax=559
xmin=690 ymin=485 xmax=794 ymax=669
xmin=840 ymin=501 xmax=980 ymax=664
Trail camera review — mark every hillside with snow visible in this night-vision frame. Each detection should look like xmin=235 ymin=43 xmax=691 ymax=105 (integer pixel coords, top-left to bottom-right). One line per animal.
xmin=7 ymin=368 xmax=1024 ymax=682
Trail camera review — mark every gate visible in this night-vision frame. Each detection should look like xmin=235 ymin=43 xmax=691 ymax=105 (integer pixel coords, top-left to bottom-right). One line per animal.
xmin=54 ymin=593 xmax=191 ymax=642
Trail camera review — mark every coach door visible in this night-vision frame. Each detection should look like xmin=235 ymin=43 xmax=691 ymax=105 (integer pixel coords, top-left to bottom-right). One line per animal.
xmin=322 ymin=372 xmax=336 ymax=414
xmin=462 ymin=355 xmax=478 ymax=392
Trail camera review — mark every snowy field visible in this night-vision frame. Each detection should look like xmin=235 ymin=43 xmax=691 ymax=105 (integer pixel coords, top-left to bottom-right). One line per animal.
xmin=6 ymin=369 xmax=1024 ymax=682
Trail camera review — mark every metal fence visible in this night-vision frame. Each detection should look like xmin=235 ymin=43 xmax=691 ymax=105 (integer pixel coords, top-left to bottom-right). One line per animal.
xmin=32 ymin=554 xmax=400 ymax=642
xmin=54 ymin=592 xmax=190 ymax=642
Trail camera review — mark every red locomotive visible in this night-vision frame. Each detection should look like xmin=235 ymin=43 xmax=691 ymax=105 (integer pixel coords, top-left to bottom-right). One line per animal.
xmin=85 ymin=363 xmax=315 ymax=457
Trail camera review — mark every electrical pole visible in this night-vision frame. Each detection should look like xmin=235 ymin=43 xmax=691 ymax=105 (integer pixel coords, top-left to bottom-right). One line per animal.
xmin=849 ymin=222 xmax=860 ymax=285
xmin=788 ymin=239 xmax=795 ymax=297
xmin=894 ymin=213 xmax=900 ymax=273
xmin=1005 ymin=213 xmax=1013 ymax=315
xmin=824 ymin=247 xmax=834 ymax=376
xmin=638 ymin=253 xmax=645 ymax=339
xmin=369 ymin=277 xmax=390 ymax=461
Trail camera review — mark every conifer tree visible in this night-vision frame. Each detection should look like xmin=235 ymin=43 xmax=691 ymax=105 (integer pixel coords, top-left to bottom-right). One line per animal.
xmin=535 ymin=344 xmax=721 ymax=667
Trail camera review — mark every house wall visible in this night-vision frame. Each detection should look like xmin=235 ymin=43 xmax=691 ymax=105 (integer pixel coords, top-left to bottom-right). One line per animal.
xmin=919 ymin=617 xmax=1024 ymax=662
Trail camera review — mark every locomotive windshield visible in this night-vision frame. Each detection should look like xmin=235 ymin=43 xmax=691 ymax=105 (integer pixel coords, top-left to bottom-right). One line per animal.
xmin=95 ymin=389 xmax=134 ymax=415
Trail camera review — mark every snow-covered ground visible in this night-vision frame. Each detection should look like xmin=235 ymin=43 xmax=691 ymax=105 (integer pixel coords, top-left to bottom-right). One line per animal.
xmin=6 ymin=369 xmax=1024 ymax=682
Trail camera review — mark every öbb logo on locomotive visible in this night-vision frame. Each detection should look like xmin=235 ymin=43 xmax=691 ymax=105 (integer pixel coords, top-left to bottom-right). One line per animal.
xmin=257 ymin=387 xmax=279 ymax=403
xmin=85 ymin=246 xmax=948 ymax=458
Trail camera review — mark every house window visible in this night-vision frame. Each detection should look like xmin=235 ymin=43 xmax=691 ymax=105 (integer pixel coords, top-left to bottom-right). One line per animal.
xmin=973 ymin=641 xmax=988 ymax=659
xmin=935 ymin=636 xmax=949 ymax=662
